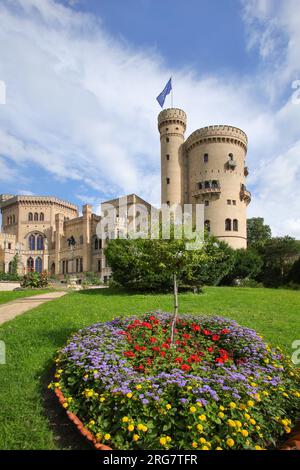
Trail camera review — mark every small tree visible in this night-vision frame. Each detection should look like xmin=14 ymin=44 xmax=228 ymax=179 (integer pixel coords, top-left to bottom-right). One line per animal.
xmin=11 ymin=254 xmax=19 ymax=276
xmin=247 ymin=217 xmax=271 ymax=248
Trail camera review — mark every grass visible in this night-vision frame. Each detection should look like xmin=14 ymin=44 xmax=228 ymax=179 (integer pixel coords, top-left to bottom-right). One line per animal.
xmin=0 ymin=286 xmax=299 ymax=450
xmin=0 ymin=289 xmax=54 ymax=305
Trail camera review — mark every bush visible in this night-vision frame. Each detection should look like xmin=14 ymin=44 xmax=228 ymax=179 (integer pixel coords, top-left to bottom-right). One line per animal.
xmin=21 ymin=271 xmax=49 ymax=288
xmin=51 ymin=313 xmax=300 ymax=450
xmin=0 ymin=272 xmax=20 ymax=282
xmin=233 ymin=278 xmax=263 ymax=288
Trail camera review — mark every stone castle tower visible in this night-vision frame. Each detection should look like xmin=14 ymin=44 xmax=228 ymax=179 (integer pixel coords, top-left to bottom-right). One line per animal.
xmin=158 ymin=108 xmax=251 ymax=249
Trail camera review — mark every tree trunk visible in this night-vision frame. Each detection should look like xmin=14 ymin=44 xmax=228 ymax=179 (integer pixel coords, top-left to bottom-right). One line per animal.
xmin=171 ymin=273 xmax=178 ymax=345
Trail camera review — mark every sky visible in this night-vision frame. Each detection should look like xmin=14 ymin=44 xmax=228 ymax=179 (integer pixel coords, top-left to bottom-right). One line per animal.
xmin=0 ymin=0 xmax=300 ymax=237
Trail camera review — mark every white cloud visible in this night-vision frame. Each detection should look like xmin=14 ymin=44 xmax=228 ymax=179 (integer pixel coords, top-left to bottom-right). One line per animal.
xmin=0 ymin=0 xmax=299 ymax=237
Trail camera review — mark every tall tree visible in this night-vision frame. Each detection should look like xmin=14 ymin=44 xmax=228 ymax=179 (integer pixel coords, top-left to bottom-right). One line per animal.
xmin=247 ymin=217 xmax=271 ymax=248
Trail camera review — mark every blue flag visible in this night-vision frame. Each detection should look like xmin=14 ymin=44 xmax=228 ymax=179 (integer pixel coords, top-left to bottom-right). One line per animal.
xmin=156 ymin=77 xmax=172 ymax=108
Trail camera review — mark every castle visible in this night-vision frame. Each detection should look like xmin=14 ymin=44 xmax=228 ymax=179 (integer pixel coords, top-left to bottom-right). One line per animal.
xmin=0 ymin=108 xmax=250 ymax=279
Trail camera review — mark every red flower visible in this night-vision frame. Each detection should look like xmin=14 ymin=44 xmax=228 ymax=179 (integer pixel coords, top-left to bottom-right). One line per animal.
xmin=149 ymin=316 xmax=156 ymax=321
xmin=149 ymin=337 xmax=157 ymax=343
xmin=124 ymin=351 xmax=135 ymax=358
xmin=187 ymin=354 xmax=201 ymax=363
xmin=203 ymin=329 xmax=211 ymax=336
xmin=215 ymin=357 xmax=224 ymax=364
xmin=138 ymin=364 xmax=144 ymax=370
xmin=212 ymin=334 xmax=220 ymax=341
xmin=141 ymin=322 xmax=152 ymax=329
xmin=207 ymin=347 xmax=213 ymax=353
xmin=221 ymin=328 xmax=230 ymax=334
xmin=152 ymin=346 xmax=160 ymax=352
xmin=160 ymin=351 xmax=166 ymax=357
xmin=174 ymin=357 xmax=183 ymax=363
xmin=147 ymin=358 xmax=152 ymax=365
xmin=175 ymin=340 xmax=181 ymax=345
xmin=182 ymin=333 xmax=191 ymax=340
xmin=162 ymin=342 xmax=170 ymax=349
xmin=181 ymin=364 xmax=191 ymax=371
xmin=192 ymin=324 xmax=201 ymax=332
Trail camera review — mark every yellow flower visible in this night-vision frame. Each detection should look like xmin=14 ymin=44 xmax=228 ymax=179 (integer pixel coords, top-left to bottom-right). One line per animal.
xmin=202 ymin=446 xmax=209 ymax=450
xmin=166 ymin=404 xmax=172 ymax=410
xmin=250 ymin=382 xmax=257 ymax=387
xmin=254 ymin=445 xmax=263 ymax=450
xmin=247 ymin=400 xmax=254 ymax=407
xmin=133 ymin=434 xmax=140 ymax=442
xmin=227 ymin=438 xmax=235 ymax=448
xmin=241 ymin=429 xmax=249 ymax=437
xmin=235 ymin=421 xmax=242 ymax=428
xmin=100 ymin=397 xmax=105 ymax=402
xmin=126 ymin=392 xmax=133 ymax=398
xmin=160 ymin=437 xmax=167 ymax=446
xmin=83 ymin=374 xmax=88 ymax=379
xmin=135 ymin=384 xmax=142 ymax=390
xmin=95 ymin=432 xmax=102 ymax=440
xmin=190 ymin=406 xmax=197 ymax=413
xmin=196 ymin=402 xmax=202 ymax=407
xmin=166 ymin=436 xmax=171 ymax=442
xmin=128 ymin=424 xmax=135 ymax=432
xmin=142 ymin=425 xmax=148 ymax=432
xmin=244 ymin=413 xmax=250 ymax=420
xmin=249 ymin=419 xmax=256 ymax=425
xmin=137 ymin=424 xmax=145 ymax=431
xmin=89 ymin=420 xmax=95 ymax=426
xmin=219 ymin=405 xmax=225 ymax=411
xmin=192 ymin=442 xmax=198 ymax=448
xmin=199 ymin=437 xmax=206 ymax=444
xmin=229 ymin=402 xmax=237 ymax=409
xmin=218 ymin=412 xmax=225 ymax=419
xmin=284 ymin=426 xmax=291 ymax=434
xmin=197 ymin=424 xmax=203 ymax=432
xmin=67 ymin=397 xmax=73 ymax=403
xmin=198 ymin=414 xmax=206 ymax=421
xmin=262 ymin=391 xmax=269 ymax=396
xmin=122 ymin=416 xmax=129 ymax=423
xmin=216 ymin=447 xmax=223 ymax=450
xmin=104 ymin=433 xmax=111 ymax=440
xmin=227 ymin=419 xmax=236 ymax=428
xmin=256 ymin=425 xmax=261 ymax=431
xmin=62 ymin=402 xmax=68 ymax=409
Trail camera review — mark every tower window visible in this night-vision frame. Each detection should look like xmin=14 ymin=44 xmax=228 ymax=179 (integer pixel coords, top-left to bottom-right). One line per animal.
xmin=204 ymin=181 xmax=210 ymax=189
xmin=97 ymin=260 xmax=101 ymax=272
xmin=204 ymin=153 xmax=208 ymax=163
xmin=29 ymin=234 xmax=35 ymax=250
xmin=225 ymin=219 xmax=232 ymax=231
xmin=166 ymin=154 xmax=170 ymax=160
xmin=233 ymin=219 xmax=238 ymax=231
xmin=28 ymin=212 xmax=33 ymax=221
xmin=8 ymin=243 xmax=12 ymax=250
xmin=227 ymin=200 xmax=231 ymax=205
xmin=34 ymin=212 xmax=38 ymax=221
xmin=232 ymin=200 xmax=236 ymax=205
xmin=166 ymin=178 xmax=170 ymax=184
xmin=166 ymin=137 xmax=169 ymax=142
xmin=229 ymin=153 xmax=234 ymax=161
xmin=79 ymin=235 xmax=83 ymax=244
xmin=204 ymin=200 xmax=209 ymax=207
xmin=166 ymin=201 xmax=170 ymax=206
xmin=40 ymin=212 xmax=44 ymax=221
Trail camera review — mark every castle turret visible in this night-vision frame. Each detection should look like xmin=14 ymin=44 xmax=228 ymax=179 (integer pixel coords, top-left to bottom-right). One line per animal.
xmin=185 ymin=125 xmax=250 ymax=249
xmin=158 ymin=108 xmax=187 ymax=206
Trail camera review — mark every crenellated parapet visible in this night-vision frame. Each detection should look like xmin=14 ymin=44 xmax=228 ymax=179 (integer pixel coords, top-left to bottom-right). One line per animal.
xmin=185 ymin=125 xmax=248 ymax=152
xmin=158 ymin=108 xmax=187 ymax=133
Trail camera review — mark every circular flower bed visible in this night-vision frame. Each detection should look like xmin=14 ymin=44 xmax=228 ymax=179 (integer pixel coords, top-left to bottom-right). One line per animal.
xmin=50 ymin=313 xmax=300 ymax=450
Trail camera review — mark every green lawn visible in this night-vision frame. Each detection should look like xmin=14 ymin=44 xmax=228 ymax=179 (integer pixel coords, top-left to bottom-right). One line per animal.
xmin=0 ymin=289 xmax=54 ymax=305
xmin=0 ymin=286 xmax=299 ymax=450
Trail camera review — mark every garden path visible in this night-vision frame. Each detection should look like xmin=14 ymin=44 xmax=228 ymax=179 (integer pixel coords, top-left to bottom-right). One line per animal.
xmin=0 ymin=291 xmax=67 ymax=325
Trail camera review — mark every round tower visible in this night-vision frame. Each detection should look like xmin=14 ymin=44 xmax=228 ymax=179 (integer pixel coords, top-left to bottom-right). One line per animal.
xmin=158 ymin=108 xmax=187 ymax=206
xmin=185 ymin=125 xmax=250 ymax=249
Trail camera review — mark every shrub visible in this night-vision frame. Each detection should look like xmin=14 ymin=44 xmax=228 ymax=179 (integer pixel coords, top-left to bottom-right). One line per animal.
xmin=0 ymin=272 xmax=20 ymax=282
xmin=51 ymin=313 xmax=300 ymax=450
xmin=21 ymin=271 xmax=49 ymax=288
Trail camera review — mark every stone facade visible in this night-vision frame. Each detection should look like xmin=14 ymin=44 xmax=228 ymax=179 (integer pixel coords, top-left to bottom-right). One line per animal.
xmin=158 ymin=108 xmax=250 ymax=249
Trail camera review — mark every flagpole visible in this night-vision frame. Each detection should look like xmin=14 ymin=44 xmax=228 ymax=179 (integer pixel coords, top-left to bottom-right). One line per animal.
xmin=171 ymin=75 xmax=173 ymax=108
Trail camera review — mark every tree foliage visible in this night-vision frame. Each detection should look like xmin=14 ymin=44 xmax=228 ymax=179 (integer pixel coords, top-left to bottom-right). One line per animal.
xmin=105 ymin=233 xmax=235 ymax=292
xmin=247 ymin=217 xmax=271 ymax=248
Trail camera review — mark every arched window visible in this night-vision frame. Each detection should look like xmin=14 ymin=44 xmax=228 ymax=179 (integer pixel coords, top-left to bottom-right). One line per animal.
xmin=211 ymin=180 xmax=218 ymax=188
xmin=50 ymin=263 xmax=55 ymax=275
xmin=229 ymin=153 xmax=234 ymax=161
xmin=40 ymin=213 xmax=44 ymax=221
xmin=198 ymin=182 xmax=203 ymax=190
xmin=8 ymin=261 xmax=13 ymax=274
xmin=35 ymin=257 xmax=42 ymax=273
xmin=34 ymin=213 xmax=39 ymax=221
xmin=37 ymin=235 xmax=44 ymax=250
xmin=29 ymin=234 xmax=35 ymax=250
xmin=204 ymin=181 xmax=210 ymax=189
xmin=204 ymin=220 xmax=210 ymax=232
xmin=28 ymin=212 xmax=33 ymax=221
xmin=95 ymin=238 xmax=99 ymax=250
xmin=225 ymin=218 xmax=232 ymax=231
xmin=27 ymin=257 xmax=34 ymax=272
xmin=233 ymin=219 xmax=238 ymax=231
xmin=204 ymin=153 xmax=209 ymax=163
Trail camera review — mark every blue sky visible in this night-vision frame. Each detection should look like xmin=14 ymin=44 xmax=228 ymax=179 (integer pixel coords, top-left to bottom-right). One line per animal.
xmin=0 ymin=0 xmax=300 ymax=236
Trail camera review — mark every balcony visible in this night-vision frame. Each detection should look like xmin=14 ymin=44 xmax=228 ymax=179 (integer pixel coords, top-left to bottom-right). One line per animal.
xmin=226 ymin=159 xmax=237 ymax=169
xmin=240 ymin=185 xmax=251 ymax=205
xmin=192 ymin=181 xmax=221 ymax=197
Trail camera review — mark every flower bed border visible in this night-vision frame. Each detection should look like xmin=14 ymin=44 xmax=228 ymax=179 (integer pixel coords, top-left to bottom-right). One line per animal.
xmin=54 ymin=388 xmax=112 ymax=450
xmin=54 ymin=387 xmax=300 ymax=451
